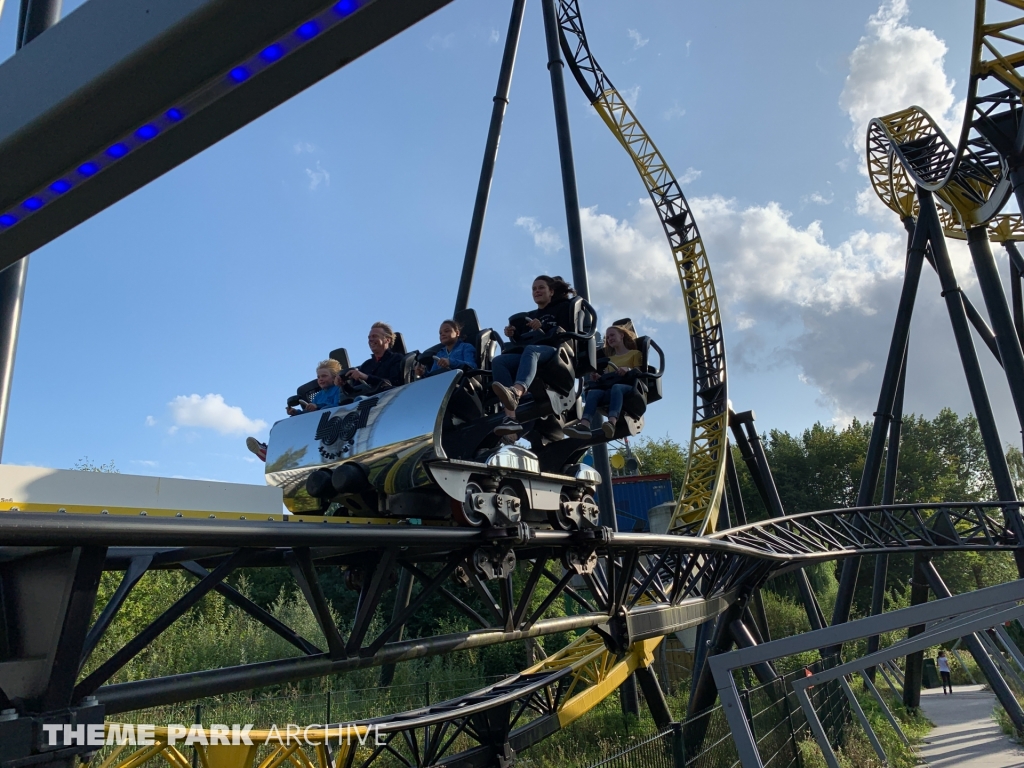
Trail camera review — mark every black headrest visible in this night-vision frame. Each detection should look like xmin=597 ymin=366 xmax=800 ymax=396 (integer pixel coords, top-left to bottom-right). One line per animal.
xmin=329 ymin=348 xmax=350 ymax=370
xmin=392 ymin=333 xmax=407 ymax=356
xmin=454 ymin=309 xmax=481 ymax=342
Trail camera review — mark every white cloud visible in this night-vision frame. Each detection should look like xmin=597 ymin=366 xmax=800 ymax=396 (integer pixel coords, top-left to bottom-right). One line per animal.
xmin=306 ymin=161 xmax=330 ymax=191
xmin=805 ymin=190 xmax=834 ymax=206
xmin=840 ymin=0 xmax=960 ymax=153
xmin=293 ymin=142 xmax=316 ymax=154
xmin=168 ymin=394 xmax=267 ymax=436
xmin=581 ymin=198 xmax=905 ymax=329
xmin=663 ymin=102 xmax=686 ymax=121
xmin=685 ymin=40 xmax=692 ymax=56
xmin=516 ymin=216 xmax=564 ymax=254
xmin=489 ymin=29 xmax=499 ymax=44
xmin=144 ymin=415 xmax=156 ymax=427
xmin=427 ymin=32 xmax=455 ymax=50
xmin=132 ymin=460 xmax=159 ymax=468
xmin=678 ymin=167 xmax=701 ymax=186
xmin=627 ymin=29 xmax=649 ymax=49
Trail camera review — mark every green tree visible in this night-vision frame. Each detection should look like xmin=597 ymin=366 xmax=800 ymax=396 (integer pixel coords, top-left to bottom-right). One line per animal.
xmin=619 ymin=435 xmax=689 ymax=494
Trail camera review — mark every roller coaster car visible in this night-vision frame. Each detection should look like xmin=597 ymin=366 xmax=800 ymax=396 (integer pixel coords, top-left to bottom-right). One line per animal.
xmin=263 ymin=304 xmax=659 ymax=530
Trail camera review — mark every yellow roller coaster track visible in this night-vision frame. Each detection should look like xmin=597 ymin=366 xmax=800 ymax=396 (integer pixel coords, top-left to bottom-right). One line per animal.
xmin=557 ymin=0 xmax=727 ymax=538
xmin=870 ymin=1 xmax=1024 ymax=230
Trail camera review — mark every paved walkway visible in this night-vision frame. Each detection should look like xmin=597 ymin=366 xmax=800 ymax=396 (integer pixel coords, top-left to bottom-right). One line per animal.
xmin=917 ymin=684 xmax=1024 ymax=767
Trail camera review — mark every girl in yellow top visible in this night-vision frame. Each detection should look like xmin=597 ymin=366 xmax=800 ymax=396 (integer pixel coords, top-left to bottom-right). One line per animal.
xmin=565 ymin=325 xmax=643 ymax=439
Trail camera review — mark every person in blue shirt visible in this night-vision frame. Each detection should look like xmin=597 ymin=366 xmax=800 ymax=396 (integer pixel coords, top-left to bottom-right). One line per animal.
xmin=287 ymin=359 xmax=342 ymax=415
xmin=247 ymin=359 xmax=342 ymax=461
xmin=415 ymin=319 xmax=477 ymax=377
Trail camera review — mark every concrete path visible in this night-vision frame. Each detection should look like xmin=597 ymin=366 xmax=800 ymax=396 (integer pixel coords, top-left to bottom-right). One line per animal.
xmin=917 ymin=684 xmax=1024 ymax=767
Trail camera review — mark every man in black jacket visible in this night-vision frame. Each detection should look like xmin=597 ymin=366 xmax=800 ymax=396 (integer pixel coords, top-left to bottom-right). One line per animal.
xmin=344 ymin=322 xmax=404 ymax=391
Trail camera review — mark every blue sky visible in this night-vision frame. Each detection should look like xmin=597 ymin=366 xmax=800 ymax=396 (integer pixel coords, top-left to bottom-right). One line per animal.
xmin=1 ymin=0 xmax=1008 ymax=485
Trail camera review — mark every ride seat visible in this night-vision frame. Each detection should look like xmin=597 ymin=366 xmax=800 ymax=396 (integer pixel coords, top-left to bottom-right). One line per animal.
xmin=531 ymin=296 xmax=598 ymax=397
xmin=589 ymin=326 xmax=665 ymax=439
xmin=391 ymin=332 xmax=419 ymax=385
xmin=453 ymin=308 xmax=501 ymax=370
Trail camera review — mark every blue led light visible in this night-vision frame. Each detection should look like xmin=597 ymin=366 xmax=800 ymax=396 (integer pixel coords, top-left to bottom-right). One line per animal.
xmin=334 ymin=0 xmax=359 ymax=15
xmin=78 ymin=162 xmax=98 ymax=177
xmin=50 ymin=180 xmax=71 ymax=194
xmin=296 ymin=20 xmax=319 ymax=40
xmin=0 ymin=214 xmax=17 ymax=227
xmin=135 ymin=124 xmax=159 ymax=140
xmin=22 ymin=197 xmax=43 ymax=212
xmin=229 ymin=67 xmax=249 ymax=83
xmin=106 ymin=143 xmax=129 ymax=159
xmin=166 ymin=108 xmax=184 ymax=122
xmin=261 ymin=44 xmax=284 ymax=62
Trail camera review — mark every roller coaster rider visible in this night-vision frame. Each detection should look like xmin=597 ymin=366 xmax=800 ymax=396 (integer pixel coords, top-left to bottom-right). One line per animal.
xmin=414 ymin=318 xmax=478 ymax=377
xmin=343 ymin=321 xmax=403 ymax=393
xmin=491 ymin=275 xmax=577 ymax=437
xmin=565 ymin=323 xmax=642 ymax=439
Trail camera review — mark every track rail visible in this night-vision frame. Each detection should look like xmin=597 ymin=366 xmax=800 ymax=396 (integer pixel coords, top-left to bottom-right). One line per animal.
xmin=870 ymin=1 xmax=1024 ymax=229
xmin=66 ymin=499 xmax=1021 ymax=766
xmin=557 ymin=0 xmax=727 ymax=537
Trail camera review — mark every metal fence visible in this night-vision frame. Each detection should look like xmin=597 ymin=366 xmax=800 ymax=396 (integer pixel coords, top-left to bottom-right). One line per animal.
xmin=585 ymin=656 xmax=850 ymax=768
xmin=587 ymin=725 xmax=685 ymax=768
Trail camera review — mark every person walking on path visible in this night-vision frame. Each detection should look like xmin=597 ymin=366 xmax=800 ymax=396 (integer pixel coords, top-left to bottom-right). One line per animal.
xmin=937 ymin=649 xmax=952 ymax=694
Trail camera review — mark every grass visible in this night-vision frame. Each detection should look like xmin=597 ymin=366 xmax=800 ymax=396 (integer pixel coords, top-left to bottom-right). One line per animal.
xmin=797 ymin=682 xmax=929 ymax=768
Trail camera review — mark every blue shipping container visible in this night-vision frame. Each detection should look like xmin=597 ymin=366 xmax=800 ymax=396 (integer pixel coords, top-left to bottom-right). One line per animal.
xmin=612 ymin=474 xmax=674 ymax=532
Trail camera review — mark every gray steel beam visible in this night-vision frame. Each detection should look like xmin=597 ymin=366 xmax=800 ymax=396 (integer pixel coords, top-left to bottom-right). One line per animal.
xmin=711 ymin=577 xmax=1024 ymax=673
xmin=795 ymin=684 xmax=841 ymax=768
xmin=994 ymin=623 xmax=1024 ymax=677
xmin=860 ymin=670 xmax=909 ymax=746
xmin=793 ymin=603 xmax=1024 ymax=687
xmin=840 ymin=676 xmax=886 ymax=766
xmin=0 ymin=0 xmax=454 ymax=269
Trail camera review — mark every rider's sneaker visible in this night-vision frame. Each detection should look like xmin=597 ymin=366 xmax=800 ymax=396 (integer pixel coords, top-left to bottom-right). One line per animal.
xmin=601 ymin=421 xmax=616 ymax=439
xmin=246 ymin=436 xmax=267 ymax=462
xmin=494 ymin=417 xmax=524 ymax=437
xmin=564 ymin=423 xmax=593 ymax=439
xmin=492 ymin=382 xmax=521 ymax=412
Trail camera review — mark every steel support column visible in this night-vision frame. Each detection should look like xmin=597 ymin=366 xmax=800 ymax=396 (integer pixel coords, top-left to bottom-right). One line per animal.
xmin=967 ymin=225 xmax=1024 ymax=439
xmin=919 ymin=191 xmax=1024 ymax=550
xmin=0 ymin=0 xmax=64 ymax=460
xmin=541 ymin=0 xmax=633 ymax=716
xmin=867 ymin=351 xmax=907 ymax=679
xmin=730 ymin=411 xmax=824 ymax=630
xmin=902 ymin=555 xmax=929 ymax=711
xmin=684 ymin=601 xmax=743 ymax=753
xmin=453 ymin=0 xmax=527 ymax=314
xmin=379 ymin=567 xmax=415 ymax=687
xmin=1006 ymin=240 xmax=1024 ymax=343
xmin=729 ymin=620 xmax=778 ymax=686
xmin=634 ymin=665 xmax=673 ymax=730
xmin=832 ymin=215 xmax=926 ymax=630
